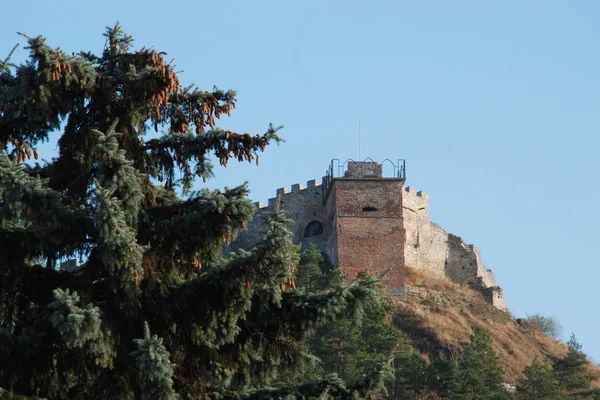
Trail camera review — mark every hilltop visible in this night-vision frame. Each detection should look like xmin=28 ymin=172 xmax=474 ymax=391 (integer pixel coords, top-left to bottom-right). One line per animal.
xmin=392 ymin=267 xmax=599 ymax=385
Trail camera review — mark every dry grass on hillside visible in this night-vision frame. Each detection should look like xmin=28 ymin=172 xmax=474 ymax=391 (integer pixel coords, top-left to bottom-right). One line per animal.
xmin=392 ymin=268 xmax=586 ymax=384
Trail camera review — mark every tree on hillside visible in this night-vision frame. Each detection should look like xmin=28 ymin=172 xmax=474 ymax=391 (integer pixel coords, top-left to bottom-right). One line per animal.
xmin=427 ymin=352 xmax=457 ymax=399
xmin=295 ymin=246 xmax=341 ymax=293
xmin=0 ymin=24 xmax=387 ymax=399
xmin=452 ymin=326 xmax=507 ymax=400
xmin=295 ymin=251 xmax=406 ymax=394
xmin=523 ymin=313 xmax=563 ymax=339
xmin=553 ymin=334 xmax=598 ymax=398
xmin=392 ymin=353 xmax=431 ymax=399
xmin=516 ymin=357 xmax=561 ymax=400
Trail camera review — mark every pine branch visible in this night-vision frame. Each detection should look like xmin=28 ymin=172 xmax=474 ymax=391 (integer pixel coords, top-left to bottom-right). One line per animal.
xmin=92 ymin=183 xmax=147 ymax=315
xmin=0 ymin=156 xmax=94 ymax=258
xmin=0 ymin=34 xmax=96 ymax=150
xmin=255 ymin=278 xmax=379 ymax=341
xmin=208 ymin=362 xmax=390 ymax=399
xmin=140 ymin=186 xmax=254 ymax=276
xmin=48 ymin=288 xmax=115 ymax=368
xmin=0 ymin=387 xmax=45 ymax=400
xmin=166 ymin=214 xmax=380 ymax=390
xmin=143 ymin=124 xmax=282 ymax=191
xmin=204 ymin=279 xmax=380 ymax=388
xmin=171 ymin=212 xmax=295 ymax=348
xmin=92 ymin=120 xmax=145 ymax=224
xmin=131 ymin=334 xmax=178 ymax=400
xmin=0 ymin=43 xmax=19 ymax=72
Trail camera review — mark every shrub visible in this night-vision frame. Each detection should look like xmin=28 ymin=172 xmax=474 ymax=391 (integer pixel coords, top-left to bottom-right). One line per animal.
xmin=524 ymin=313 xmax=563 ymax=339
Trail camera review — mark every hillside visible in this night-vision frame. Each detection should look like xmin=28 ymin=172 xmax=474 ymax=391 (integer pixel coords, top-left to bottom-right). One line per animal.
xmin=392 ymin=268 xmax=599 ymax=385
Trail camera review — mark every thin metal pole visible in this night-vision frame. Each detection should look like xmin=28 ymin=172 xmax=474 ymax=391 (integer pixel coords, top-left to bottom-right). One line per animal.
xmin=359 ymin=119 xmax=363 ymax=161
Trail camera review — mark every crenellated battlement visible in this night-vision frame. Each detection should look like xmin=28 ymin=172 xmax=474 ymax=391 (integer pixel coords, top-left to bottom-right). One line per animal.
xmin=402 ymin=186 xmax=430 ymax=222
xmin=258 ymin=179 xmax=326 ymax=210
xmin=404 ymin=185 xmax=428 ymax=199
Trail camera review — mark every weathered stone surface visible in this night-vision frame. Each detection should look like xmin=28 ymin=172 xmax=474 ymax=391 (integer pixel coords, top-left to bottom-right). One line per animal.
xmin=403 ymin=186 xmax=447 ymax=275
xmin=483 ymin=286 xmax=508 ymax=311
xmin=404 ymin=285 xmax=450 ymax=305
xmin=344 ymin=161 xmax=383 ymax=178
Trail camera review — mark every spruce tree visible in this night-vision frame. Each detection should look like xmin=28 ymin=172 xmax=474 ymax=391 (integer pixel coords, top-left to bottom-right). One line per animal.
xmin=392 ymin=353 xmax=431 ymax=399
xmin=295 ymin=246 xmax=341 ymax=293
xmin=293 ymin=252 xmax=404 ymax=398
xmin=553 ymin=334 xmax=597 ymax=398
xmin=0 ymin=24 xmax=385 ymax=399
xmin=427 ymin=353 xmax=457 ymax=399
xmin=452 ymin=326 xmax=507 ymax=400
xmin=306 ymin=267 xmax=403 ymax=380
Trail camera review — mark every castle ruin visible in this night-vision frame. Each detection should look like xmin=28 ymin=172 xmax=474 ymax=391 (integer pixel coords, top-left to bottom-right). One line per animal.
xmin=233 ymin=160 xmax=507 ymax=311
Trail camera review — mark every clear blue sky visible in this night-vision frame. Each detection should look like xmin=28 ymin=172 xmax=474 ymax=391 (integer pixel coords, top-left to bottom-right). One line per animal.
xmin=3 ymin=0 xmax=600 ymax=360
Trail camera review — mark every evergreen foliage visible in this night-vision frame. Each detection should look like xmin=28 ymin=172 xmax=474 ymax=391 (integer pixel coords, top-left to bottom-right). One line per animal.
xmin=516 ymin=334 xmax=600 ymax=400
xmin=297 ymin=251 xmax=405 ymax=383
xmin=131 ymin=329 xmax=178 ymax=400
xmin=391 ymin=351 xmax=458 ymax=399
xmin=295 ymin=246 xmax=340 ymax=293
xmin=0 ymin=25 xmax=384 ymax=399
xmin=427 ymin=353 xmax=457 ymax=399
xmin=283 ymin=249 xmax=407 ymax=398
xmin=451 ymin=326 xmax=507 ymax=400
xmin=389 ymin=327 xmax=510 ymax=400
xmin=392 ymin=353 xmax=431 ymax=399
xmin=48 ymin=288 xmax=115 ymax=368
xmin=553 ymin=334 xmax=598 ymax=398
xmin=516 ymin=357 xmax=561 ymax=400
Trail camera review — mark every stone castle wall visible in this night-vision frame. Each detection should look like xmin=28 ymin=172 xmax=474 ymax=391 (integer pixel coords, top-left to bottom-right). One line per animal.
xmin=230 ymin=174 xmax=507 ymax=311
xmin=231 ymin=179 xmax=330 ymax=257
xmin=402 ymin=187 xmax=447 ymax=275
xmin=402 ymin=186 xmax=506 ymax=310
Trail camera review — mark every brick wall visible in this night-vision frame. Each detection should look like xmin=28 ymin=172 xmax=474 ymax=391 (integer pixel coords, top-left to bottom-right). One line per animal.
xmin=328 ymin=179 xmax=405 ymax=292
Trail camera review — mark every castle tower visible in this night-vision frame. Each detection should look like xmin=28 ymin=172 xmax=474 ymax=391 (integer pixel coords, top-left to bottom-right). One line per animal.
xmin=322 ymin=161 xmax=406 ymax=296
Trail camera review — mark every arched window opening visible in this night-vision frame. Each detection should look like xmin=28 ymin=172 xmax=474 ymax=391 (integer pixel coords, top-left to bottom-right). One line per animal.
xmin=304 ymin=220 xmax=324 ymax=237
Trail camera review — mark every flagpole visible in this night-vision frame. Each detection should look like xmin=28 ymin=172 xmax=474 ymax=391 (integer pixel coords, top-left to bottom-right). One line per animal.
xmin=359 ymin=119 xmax=363 ymax=161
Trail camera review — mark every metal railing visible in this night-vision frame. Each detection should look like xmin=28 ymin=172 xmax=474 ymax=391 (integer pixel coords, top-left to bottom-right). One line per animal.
xmin=321 ymin=158 xmax=406 ymax=202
